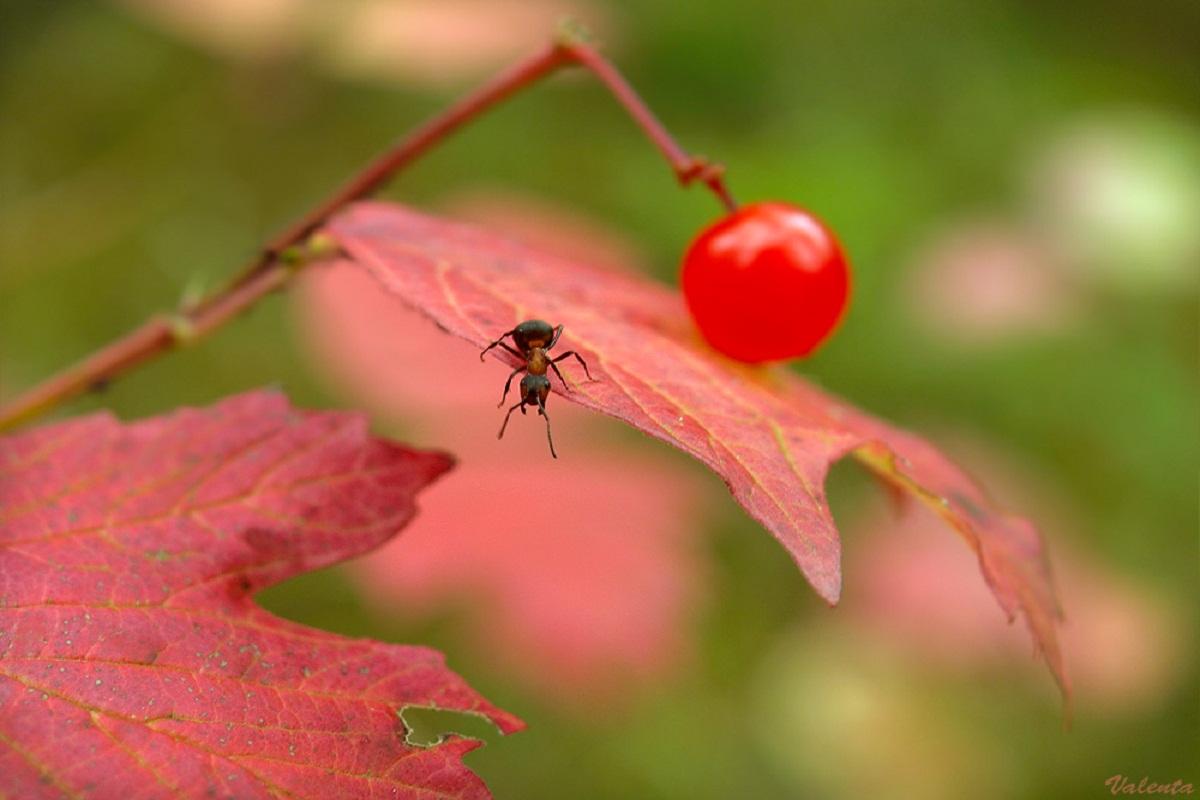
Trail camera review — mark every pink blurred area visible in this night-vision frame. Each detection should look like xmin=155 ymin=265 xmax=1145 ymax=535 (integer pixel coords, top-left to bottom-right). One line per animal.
xmin=293 ymin=194 xmax=709 ymax=710
xmin=114 ymin=0 xmax=615 ymax=85
xmin=352 ymin=455 xmax=701 ymax=696
xmin=844 ymin=435 xmax=1183 ymax=714
xmin=113 ymin=0 xmax=307 ymax=59
xmin=905 ymin=221 xmax=1085 ymax=346
xmin=324 ymin=0 xmax=614 ymax=87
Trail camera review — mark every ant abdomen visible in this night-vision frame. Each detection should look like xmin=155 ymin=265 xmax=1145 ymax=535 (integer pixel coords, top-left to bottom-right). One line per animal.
xmin=521 ymin=374 xmax=550 ymax=404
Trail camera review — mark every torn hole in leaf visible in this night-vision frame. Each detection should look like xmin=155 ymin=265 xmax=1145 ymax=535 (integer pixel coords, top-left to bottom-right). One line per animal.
xmin=399 ymin=705 xmax=504 ymax=747
xmin=255 ymin=565 xmax=379 ymax=638
xmin=823 ymin=457 xmax=883 ymax=536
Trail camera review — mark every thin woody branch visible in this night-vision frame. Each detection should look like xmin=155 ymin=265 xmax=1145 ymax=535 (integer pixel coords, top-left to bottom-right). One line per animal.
xmin=0 ymin=37 xmax=736 ymax=432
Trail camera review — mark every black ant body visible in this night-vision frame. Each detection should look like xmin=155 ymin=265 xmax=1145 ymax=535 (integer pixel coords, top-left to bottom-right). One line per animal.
xmin=480 ymin=319 xmax=593 ymax=458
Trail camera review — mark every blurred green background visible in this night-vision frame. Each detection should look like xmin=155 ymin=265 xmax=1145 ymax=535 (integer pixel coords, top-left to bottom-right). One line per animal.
xmin=2 ymin=1 xmax=1197 ymax=798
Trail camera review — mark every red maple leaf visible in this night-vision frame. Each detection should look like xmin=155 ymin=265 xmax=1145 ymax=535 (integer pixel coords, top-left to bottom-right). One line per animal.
xmin=296 ymin=222 xmax=708 ymax=709
xmin=0 ymin=390 xmax=520 ymax=799
xmin=322 ymin=201 xmax=1071 ymax=701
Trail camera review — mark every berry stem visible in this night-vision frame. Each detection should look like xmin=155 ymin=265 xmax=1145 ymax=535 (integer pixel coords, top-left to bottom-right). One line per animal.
xmin=561 ymin=43 xmax=739 ymax=212
xmin=0 ymin=37 xmax=735 ymax=431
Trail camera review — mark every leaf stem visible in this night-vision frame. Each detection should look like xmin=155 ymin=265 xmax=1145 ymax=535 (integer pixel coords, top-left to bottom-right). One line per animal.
xmin=0 ymin=38 xmax=736 ymax=431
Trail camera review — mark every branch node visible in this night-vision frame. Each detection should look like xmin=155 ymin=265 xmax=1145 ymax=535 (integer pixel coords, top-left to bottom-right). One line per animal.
xmin=304 ymin=232 xmax=341 ymax=262
xmin=555 ymin=18 xmax=596 ymax=48
xmin=279 ymin=232 xmax=341 ymax=272
xmin=278 ymin=244 xmax=306 ymax=266
xmin=167 ymin=313 xmax=198 ymax=346
xmin=679 ymin=157 xmax=725 ymax=186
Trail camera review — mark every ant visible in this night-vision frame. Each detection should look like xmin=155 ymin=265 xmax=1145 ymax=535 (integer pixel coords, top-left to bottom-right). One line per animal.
xmin=480 ymin=319 xmax=593 ymax=458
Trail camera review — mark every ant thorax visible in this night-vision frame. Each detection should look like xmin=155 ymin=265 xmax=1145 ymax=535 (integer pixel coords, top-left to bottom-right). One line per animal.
xmin=526 ymin=348 xmax=550 ymax=376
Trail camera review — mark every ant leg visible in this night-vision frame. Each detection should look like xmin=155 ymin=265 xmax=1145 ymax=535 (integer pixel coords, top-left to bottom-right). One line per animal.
xmin=498 ymin=400 xmax=526 ymax=440
xmin=548 ymin=360 xmax=572 ymax=392
xmin=479 ymin=328 xmax=522 ymax=361
xmin=551 ymin=350 xmax=594 ymax=381
xmin=497 ymin=366 xmax=525 ymax=407
xmin=546 ymin=324 xmax=564 ymax=351
xmin=481 ymin=339 xmax=524 ymax=362
xmin=537 ymin=396 xmax=557 ymax=459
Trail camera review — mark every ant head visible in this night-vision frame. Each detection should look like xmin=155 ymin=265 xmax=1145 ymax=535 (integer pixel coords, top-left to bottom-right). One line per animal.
xmin=512 ymin=319 xmax=556 ymax=352
xmin=520 ymin=373 xmax=550 ymax=403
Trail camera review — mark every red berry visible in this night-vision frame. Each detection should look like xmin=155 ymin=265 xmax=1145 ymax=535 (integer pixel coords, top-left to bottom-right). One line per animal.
xmin=681 ymin=201 xmax=850 ymax=363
